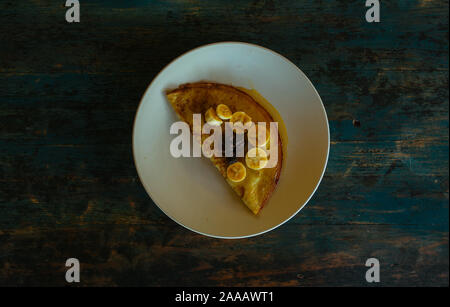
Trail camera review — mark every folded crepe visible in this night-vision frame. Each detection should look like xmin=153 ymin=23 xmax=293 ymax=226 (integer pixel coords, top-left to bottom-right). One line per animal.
xmin=166 ymin=82 xmax=282 ymax=215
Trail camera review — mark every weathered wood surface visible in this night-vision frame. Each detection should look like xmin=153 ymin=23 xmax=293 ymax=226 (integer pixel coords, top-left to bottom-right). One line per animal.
xmin=0 ymin=0 xmax=448 ymax=286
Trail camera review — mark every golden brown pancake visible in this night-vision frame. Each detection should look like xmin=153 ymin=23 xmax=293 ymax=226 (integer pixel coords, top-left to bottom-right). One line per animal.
xmin=166 ymin=82 xmax=282 ymax=215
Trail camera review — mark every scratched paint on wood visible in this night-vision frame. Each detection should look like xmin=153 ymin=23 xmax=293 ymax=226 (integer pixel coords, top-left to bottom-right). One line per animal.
xmin=0 ymin=0 xmax=448 ymax=286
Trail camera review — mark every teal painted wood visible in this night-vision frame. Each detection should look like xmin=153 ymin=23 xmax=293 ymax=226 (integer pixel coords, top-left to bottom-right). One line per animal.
xmin=0 ymin=0 xmax=448 ymax=286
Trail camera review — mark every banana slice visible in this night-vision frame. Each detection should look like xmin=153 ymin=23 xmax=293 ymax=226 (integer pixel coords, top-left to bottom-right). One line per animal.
xmin=248 ymin=125 xmax=270 ymax=147
xmin=245 ymin=147 xmax=268 ymax=170
xmin=227 ymin=162 xmax=247 ymax=182
xmin=230 ymin=111 xmax=252 ymax=124
xmin=216 ymin=104 xmax=232 ymax=120
xmin=230 ymin=111 xmax=252 ymax=134
xmin=205 ymin=107 xmax=223 ymax=126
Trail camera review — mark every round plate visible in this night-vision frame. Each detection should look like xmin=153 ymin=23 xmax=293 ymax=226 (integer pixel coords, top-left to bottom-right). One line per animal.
xmin=133 ymin=42 xmax=329 ymax=238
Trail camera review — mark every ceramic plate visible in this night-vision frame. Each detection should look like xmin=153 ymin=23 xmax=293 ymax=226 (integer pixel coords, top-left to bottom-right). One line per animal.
xmin=133 ymin=42 xmax=329 ymax=238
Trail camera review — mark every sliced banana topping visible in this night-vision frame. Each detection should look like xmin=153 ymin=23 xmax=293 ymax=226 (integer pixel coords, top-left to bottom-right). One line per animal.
xmin=230 ymin=111 xmax=252 ymax=124
xmin=248 ymin=125 xmax=270 ymax=147
xmin=245 ymin=147 xmax=268 ymax=170
xmin=205 ymin=107 xmax=223 ymax=126
xmin=227 ymin=162 xmax=247 ymax=182
xmin=230 ymin=111 xmax=252 ymax=134
xmin=216 ymin=104 xmax=232 ymax=120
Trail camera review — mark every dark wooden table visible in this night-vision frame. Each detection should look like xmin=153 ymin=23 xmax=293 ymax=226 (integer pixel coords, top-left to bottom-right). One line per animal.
xmin=0 ymin=0 xmax=448 ymax=286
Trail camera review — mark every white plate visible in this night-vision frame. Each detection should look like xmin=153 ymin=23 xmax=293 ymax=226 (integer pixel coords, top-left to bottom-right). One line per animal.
xmin=133 ymin=42 xmax=329 ymax=238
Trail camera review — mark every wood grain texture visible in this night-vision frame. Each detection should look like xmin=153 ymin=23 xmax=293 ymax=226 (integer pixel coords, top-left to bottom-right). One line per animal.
xmin=0 ymin=0 xmax=448 ymax=286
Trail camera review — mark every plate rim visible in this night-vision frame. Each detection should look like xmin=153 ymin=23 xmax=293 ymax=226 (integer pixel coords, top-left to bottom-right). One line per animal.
xmin=132 ymin=41 xmax=330 ymax=239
